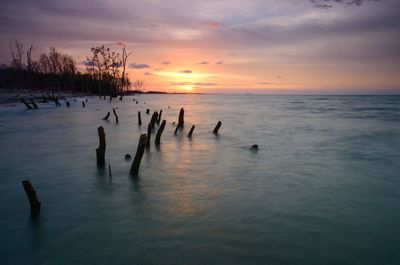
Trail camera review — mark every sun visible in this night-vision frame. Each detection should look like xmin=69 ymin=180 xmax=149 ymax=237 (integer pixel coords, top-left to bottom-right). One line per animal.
xmin=183 ymin=85 xmax=193 ymax=91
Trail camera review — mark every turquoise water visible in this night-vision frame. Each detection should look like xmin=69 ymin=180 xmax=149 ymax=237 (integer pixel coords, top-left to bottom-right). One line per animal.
xmin=0 ymin=94 xmax=399 ymax=265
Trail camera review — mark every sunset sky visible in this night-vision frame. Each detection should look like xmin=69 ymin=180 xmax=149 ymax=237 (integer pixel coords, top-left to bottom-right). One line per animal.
xmin=0 ymin=0 xmax=399 ymax=94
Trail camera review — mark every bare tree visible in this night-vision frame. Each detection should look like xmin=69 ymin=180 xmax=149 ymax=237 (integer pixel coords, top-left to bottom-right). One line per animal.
xmin=132 ymin=79 xmax=144 ymax=91
xmin=9 ymin=39 xmax=24 ymax=70
xmin=121 ymin=44 xmax=132 ymax=94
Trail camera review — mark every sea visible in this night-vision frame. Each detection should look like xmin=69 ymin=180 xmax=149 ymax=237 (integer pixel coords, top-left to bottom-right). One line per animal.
xmin=0 ymin=94 xmax=399 ymax=265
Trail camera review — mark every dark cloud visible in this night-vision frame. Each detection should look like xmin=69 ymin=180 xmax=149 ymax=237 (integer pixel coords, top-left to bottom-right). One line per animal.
xmin=197 ymin=61 xmax=209 ymax=64
xmin=216 ymin=60 xmax=223 ymax=65
xmin=310 ymin=0 xmax=382 ymax=8
xmin=169 ymin=81 xmax=217 ymax=86
xmin=258 ymin=82 xmax=272 ymax=85
xmin=129 ymin=63 xmax=150 ymax=69
xmin=161 ymin=61 xmax=171 ymax=65
xmin=154 ymin=67 xmax=164 ymax=71
xmin=179 ymin=70 xmax=192 ymax=73
xmin=144 ymin=71 xmax=153 ymax=75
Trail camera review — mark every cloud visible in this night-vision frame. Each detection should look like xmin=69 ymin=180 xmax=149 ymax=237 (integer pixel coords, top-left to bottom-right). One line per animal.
xmin=179 ymin=70 xmax=192 ymax=73
xmin=197 ymin=61 xmax=209 ymax=64
xmin=310 ymin=0 xmax=381 ymax=8
xmin=169 ymin=81 xmax=217 ymax=86
xmin=144 ymin=71 xmax=153 ymax=75
xmin=258 ymin=82 xmax=272 ymax=85
xmin=203 ymin=21 xmax=221 ymax=29
xmin=161 ymin=61 xmax=171 ymax=65
xmin=154 ymin=67 xmax=164 ymax=71
xmin=82 ymin=60 xmax=95 ymax=66
xmin=216 ymin=60 xmax=223 ymax=65
xmin=129 ymin=63 xmax=150 ymax=69
xmin=115 ymin=41 xmax=126 ymax=47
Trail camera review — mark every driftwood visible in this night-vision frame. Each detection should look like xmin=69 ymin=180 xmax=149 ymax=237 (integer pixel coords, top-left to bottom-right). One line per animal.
xmin=21 ymin=180 xmax=41 ymax=216
xmin=130 ymin=134 xmax=147 ymax=175
xmin=96 ymin=126 xmax=106 ymax=166
xmin=146 ymin=123 xmax=152 ymax=147
xmin=188 ymin=125 xmax=195 ymax=137
xmin=113 ymin=108 xmax=119 ymax=123
xmin=155 ymin=120 xmax=166 ymax=145
xmin=213 ymin=121 xmax=222 ymax=135
xmin=102 ymin=112 xmax=110 ymax=120
xmin=21 ymin=99 xmax=33 ymax=109
xmin=138 ymin=111 xmax=142 ymax=125
xmin=30 ymin=99 xmax=38 ymax=109
xmin=178 ymin=108 xmax=184 ymax=127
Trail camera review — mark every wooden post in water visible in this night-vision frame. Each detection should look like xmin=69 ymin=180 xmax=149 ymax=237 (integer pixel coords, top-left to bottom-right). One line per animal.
xmin=30 ymin=99 xmax=38 ymax=109
xmin=146 ymin=109 xmax=150 ymax=114
xmin=188 ymin=125 xmax=195 ymax=138
xmin=138 ymin=111 xmax=142 ymax=125
xmin=113 ymin=108 xmax=119 ymax=123
xmin=157 ymin=110 xmax=162 ymax=124
xmin=130 ymin=134 xmax=147 ymax=175
xmin=155 ymin=120 xmax=166 ymax=145
xmin=150 ymin=111 xmax=158 ymax=129
xmin=108 ymin=165 xmax=112 ymax=179
xmin=102 ymin=112 xmax=110 ymax=120
xmin=146 ymin=123 xmax=152 ymax=147
xmin=21 ymin=99 xmax=33 ymax=109
xmin=21 ymin=180 xmax=41 ymax=216
xmin=213 ymin=121 xmax=222 ymax=135
xmin=82 ymin=101 xmax=85 ymax=108
xmin=178 ymin=108 xmax=184 ymax=128
xmin=96 ymin=126 xmax=106 ymax=166
xmin=174 ymin=124 xmax=179 ymax=135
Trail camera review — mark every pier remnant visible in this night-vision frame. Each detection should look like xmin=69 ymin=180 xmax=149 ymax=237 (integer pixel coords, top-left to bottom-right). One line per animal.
xmin=155 ymin=120 xmax=166 ymax=145
xmin=21 ymin=99 xmax=33 ymax=109
xmin=21 ymin=180 xmax=41 ymax=216
xmin=188 ymin=125 xmax=195 ymax=138
xmin=213 ymin=121 xmax=222 ymax=135
xmin=150 ymin=111 xmax=158 ymax=129
xmin=157 ymin=110 xmax=162 ymax=124
xmin=102 ymin=112 xmax=110 ymax=121
xmin=30 ymin=99 xmax=38 ymax=109
xmin=113 ymin=108 xmax=119 ymax=123
xmin=130 ymin=134 xmax=147 ymax=175
xmin=250 ymin=144 xmax=259 ymax=151
xmin=96 ymin=126 xmax=106 ymax=166
xmin=178 ymin=108 xmax=184 ymax=128
xmin=138 ymin=111 xmax=142 ymax=125
xmin=108 ymin=165 xmax=112 ymax=179
xmin=82 ymin=101 xmax=85 ymax=108
xmin=174 ymin=124 xmax=179 ymax=135
xmin=146 ymin=123 xmax=152 ymax=147
xmin=146 ymin=109 xmax=150 ymax=114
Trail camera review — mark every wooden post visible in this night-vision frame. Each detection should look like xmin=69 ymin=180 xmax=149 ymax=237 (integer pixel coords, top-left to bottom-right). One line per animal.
xmin=138 ymin=111 xmax=142 ymax=125
xmin=21 ymin=180 xmax=41 ymax=216
xmin=66 ymin=101 xmax=70 ymax=107
xmin=82 ymin=101 xmax=85 ymax=108
xmin=146 ymin=123 xmax=151 ymax=147
xmin=157 ymin=110 xmax=162 ymax=124
xmin=213 ymin=121 xmax=222 ymax=135
xmin=130 ymin=134 xmax=147 ymax=175
xmin=188 ymin=125 xmax=195 ymax=137
xmin=30 ymin=99 xmax=38 ymax=109
xmin=21 ymin=99 xmax=33 ymax=109
xmin=150 ymin=111 xmax=158 ymax=129
xmin=108 ymin=165 xmax=112 ymax=179
xmin=96 ymin=126 xmax=106 ymax=166
xmin=155 ymin=120 xmax=166 ymax=145
xmin=174 ymin=124 xmax=179 ymax=135
xmin=102 ymin=112 xmax=110 ymax=120
xmin=146 ymin=109 xmax=150 ymax=114
xmin=113 ymin=108 xmax=119 ymax=123
xmin=178 ymin=108 xmax=184 ymax=128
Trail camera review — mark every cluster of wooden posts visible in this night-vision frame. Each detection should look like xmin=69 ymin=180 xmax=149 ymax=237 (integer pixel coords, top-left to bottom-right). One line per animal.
xmin=96 ymin=107 xmax=222 ymax=177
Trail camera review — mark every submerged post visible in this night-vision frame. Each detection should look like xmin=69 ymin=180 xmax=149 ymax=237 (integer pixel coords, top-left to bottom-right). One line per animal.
xmin=213 ymin=121 xmax=222 ymax=135
xmin=30 ymin=99 xmax=38 ymax=109
xmin=157 ymin=110 xmax=162 ymax=124
xmin=155 ymin=120 xmax=166 ymax=145
xmin=21 ymin=99 xmax=33 ymax=109
xmin=21 ymin=180 xmax=41 ymax=216
xmin=146 ymin=123 xmax=152 ymax=147
xmin=96 ymin=126 xmax=106 ymax=166
xmin=82 ymin=101 xmax=85 ymax=108
xmin=130 ymin=134 xmax=147 ymax=175
xmin=138 ymin=111 xmax=142 ymax=125
xmin=188 ymin=125 xmax=195 ymax=138
xmin=178 ymin=108 xmax=184 ymax=128
xmin=102 ymin=112 xmax=110 ymax=120
xmin=113 ymin=108 xmax=119 ymax=123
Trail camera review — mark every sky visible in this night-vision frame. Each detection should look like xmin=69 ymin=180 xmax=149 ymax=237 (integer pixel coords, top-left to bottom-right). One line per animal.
xmin=0 ymin=0 xmax=399 ymax=94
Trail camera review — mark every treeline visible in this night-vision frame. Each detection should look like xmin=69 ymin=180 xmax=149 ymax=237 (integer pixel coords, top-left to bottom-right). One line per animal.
xmin=0 ymin=40 xmax=133 ymax=96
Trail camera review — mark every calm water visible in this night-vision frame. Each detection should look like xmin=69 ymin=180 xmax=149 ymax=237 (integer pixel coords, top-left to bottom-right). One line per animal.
xmin=0 ymin=94 xmax=399 ymax=265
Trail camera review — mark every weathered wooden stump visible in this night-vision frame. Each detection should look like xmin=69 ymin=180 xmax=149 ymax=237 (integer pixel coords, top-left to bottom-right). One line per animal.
xmin=96 ymin=126 xmax=106 ymax=166
xmin=146 ymin=123 xmax=152 ymax=147
xmin=108 ymin=165 xmax=112 ymax=178
xmin=213 ymin=121 xmax=222 ymax=135
xmin=146 ymin=109 xmax=150 ymax=114
xmin=174 ymin=124 xmax=179 ymax=135
xmin=82 ymin=101 xmax=86 ymax=108
xmin=102 ymin=112 xmax=110 ymax=120
xmin=113 ymin=108 xmax=119 ymax=123
xmin=188 ymin=125 xmax=195 ymax=138
xmin=150 ymin=111 xmax=158 ymax=129
xmin=30 ymin=99 xmax=38 ymax=109
xmin=250 ymin=144 xmax=259 ymax=151
xmin=138 ymin=111 xmax=142 ymax=125
xmin=157 ymin=110 xmax=162 ymax=124
xmin=66 ymin=101 xmax=70 ymax=107
xmin=155 ymin=120 xmax=166 ymax=145
xmin=21 ymin=99 xmax=33 ymax=109
xmin=178 ymin=108 xmax=184 ymax=127
xmin=21 ymin=180 xmax=41 ymax=216
xmin=130 ymin=134 xmax=147 ymax=176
